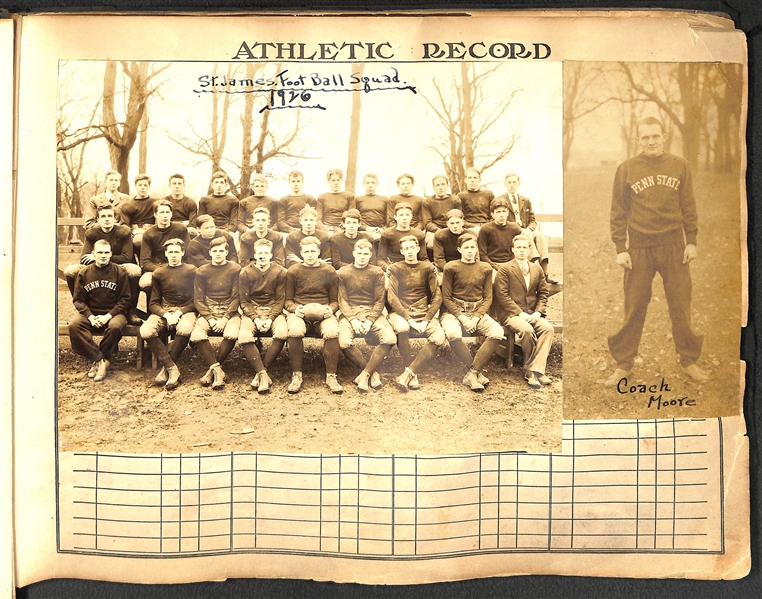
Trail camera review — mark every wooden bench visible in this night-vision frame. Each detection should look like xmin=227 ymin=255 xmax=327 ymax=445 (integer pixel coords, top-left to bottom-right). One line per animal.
xmin=58 ymin=322 xmax=148 ymax=368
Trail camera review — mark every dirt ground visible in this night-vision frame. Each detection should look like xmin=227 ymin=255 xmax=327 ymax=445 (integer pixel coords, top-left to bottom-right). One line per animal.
xmin=56 ymin=257 xmax=564 ymax=455
xmin=564 ymin=167 xmax=743 ymax=419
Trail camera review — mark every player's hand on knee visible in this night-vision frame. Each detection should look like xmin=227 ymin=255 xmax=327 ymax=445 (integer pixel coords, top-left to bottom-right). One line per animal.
xmin=362 ymin=319 xmax=373 ymax=334
xmin=616 ymin=251 xmax=632 ymax=269
xmin=683 ymin=244 xmax=697 ymax=264
xmin=351 ymin=319 xmax=364 ymax=335
xmin=294 ymin=305 xmax=305 ymax=319
xmin=212 ymin=317 xmax=227 ymax=333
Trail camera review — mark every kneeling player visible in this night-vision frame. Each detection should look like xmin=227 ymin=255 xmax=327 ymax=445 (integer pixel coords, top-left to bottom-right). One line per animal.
xmin=387 ymin=235 xmax=446 ymax=391
xmin=337 ymin=239 xmax=396 ymax=392
xmin=238 ymin=239 xmax=288 ymax=393
xmin=191 ymin=237 xmax=242 ymax=389
xmin=441 ymin=233 xmax=503 ymax=392
xmin=285 ymin=236 xmax=342 ymax=394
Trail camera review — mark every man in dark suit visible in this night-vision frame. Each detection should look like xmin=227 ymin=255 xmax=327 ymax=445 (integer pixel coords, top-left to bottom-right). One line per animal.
xmin=83 ymin=170 xmax=131 ymax=229
xmin=495 ymin=236 xmax=554 ymax=390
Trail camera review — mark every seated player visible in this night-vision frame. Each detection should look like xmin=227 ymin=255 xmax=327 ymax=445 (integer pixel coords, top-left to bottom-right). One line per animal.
xmin=330 ymin=209 xmax=377 ymax=270
xmin=239 ymin=207 xmax=286 ymax=268
xmin=421 ymin=175 xmax=462 ymax=250
xmin=499 ymin=172 xmax=558 ymax=283
xmin=317 ymin=168 xmax=355 ymax=234
xmin=387 ymin=173 xmax=423 ymax=229
xmin=164 ymin=173 xmax=198 ymax=237
xmin=285 ymin=205 xmax=331 ymax=268
xmin=440 ymin=233 xmax=503 ymax=392
xmin=139 ymin=200 xmax=190 ymax=295
xmin=387 ymin=235 xmax=446 ymax=391
xmin=84 ymin=169 xmax=130 ymax=229
xmin=238 ymin=174 xmax=278 ymax=234
xmin=198 ymin=171 xmax=239 ymax=234
xmin=495 ymin=236 xmax=554 ymax=390
xmin=139 ymin=239 xmax=197 ymax=390
xmin=68 ymin=240 xmax=130 ymax=383
xmin=120 ymin=173 xmax=158 ymax=250
xmin=277 ymin=170 xmax=318 ymax=234
xmin=433 ymin=209 xmax=467 ymax=281
xmin=284 ymin=236 xmax=342 ymax=394
xmin=185 ymin=214 xmax=238 ymax=267
xmin=238 ymin=238 xmax=288 ymax=394
xmin=458 ymin=167 xmax=494 ymax=232
xmin=190 ymin=237 xmax=242 ymax=389
xmin=377 ymin=202 xmax=427 ymax=273
xmin=64 ymin=204 xmax=143 ymax=325
xmin=337 ymin=239 xmax=396 ymax=392
xmin=354 ymin=172 xmax=388 ymax=241
xmin=477 ymin=197 xmax=523 ymax=272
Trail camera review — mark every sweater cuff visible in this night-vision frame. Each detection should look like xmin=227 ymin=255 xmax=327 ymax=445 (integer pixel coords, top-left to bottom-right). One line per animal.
xmin=615 ymin=242 xmax=628 ymax=254
xmin=686 ymin=233 xmax=697 ymax=246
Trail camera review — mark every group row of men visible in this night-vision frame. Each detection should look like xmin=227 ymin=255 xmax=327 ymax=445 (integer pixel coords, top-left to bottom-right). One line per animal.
xmin=66 ymin=168 xmax=556 ymax=393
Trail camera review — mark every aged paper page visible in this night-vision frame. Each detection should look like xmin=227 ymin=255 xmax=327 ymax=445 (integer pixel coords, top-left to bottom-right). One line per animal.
xmin=10 ymin=12 xmax=749 ymax=586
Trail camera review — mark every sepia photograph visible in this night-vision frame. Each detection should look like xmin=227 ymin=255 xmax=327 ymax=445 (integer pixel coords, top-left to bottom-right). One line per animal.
xmin=55 ymin=59 xmax=564 ymax=454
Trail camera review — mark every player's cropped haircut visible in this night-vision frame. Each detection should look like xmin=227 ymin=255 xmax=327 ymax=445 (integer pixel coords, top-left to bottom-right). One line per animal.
xmin=168 ymin=173 xmax=185 ymax=183
xmin=252 ymin=206 xmax=271 ymax=219
xmin=432 ymin=175 xmax=448 ymax=186
xmin=288 ymin=170 xmax=304 ymax=181
xmin=465 ymin=167 xmax=481 ymax=178
xmin=134 ymin=173 xmax=151 ymax=185
xmin=457 ymin=232 xmax=478 ymax=248
xmin=299 ymin=235 xmax=320 ymax=249
xmin=342 ymin=209 xmax=361 ymax=222
xmin=153 ymin=199 xmax=173 ymax=214
xmin=299 ymin=205 xmax=318 ymax=219
xmin=251 ymin=173 xmax=268 ymax=185
xmin=446 ymin=208 xmax=464 ymax=221
xmin=253 ymin=238 xmax=273 ymax=250
xmin=396 ymin=173 xmax=415 ymax=185
xmin=196 ymin=214 xmax=214 ymax=227
xmin=209 ymin=236 xmax=229 ymax=251
xmin=638 ymin=116 xmax=665 ymax=134
xmin=96 ymin=204 xmax=116 ymax=218
xmin=394 ymin=201 xmax=413 ymax=215
xmin=163 ymin=238 xmax=186 ymax=250
xmin=363 ymin=172 xmax=378 ymax=182
xmin=353 ymin=238 xmax=373 ymax=252
xmin=490 ymin=198 xmax=509 ymax=213
xmin=211 ymin=170 xmax=227 ymax=183
xmin=504 ymin=171 xmax=520 ymax=182
xmin=398 ymin=234 xmax=419 ymax=248
xmin=93 ymin=239 xmax=112 ymax=251
xmin=327 ymin=168 xmax=344 ymax=181
xmin=105 ymin=170 xmax=121 ymax=180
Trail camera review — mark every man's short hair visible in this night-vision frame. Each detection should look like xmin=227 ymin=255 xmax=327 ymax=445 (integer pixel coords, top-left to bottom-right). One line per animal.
xmin=251 ymin=174 xmax=268 ymax=185
xmin=327 ymin=168 xmax=343 ymax=181
xmin=209 ymin=236 xmax=228 ymax=251
xmin=299 ymin=205 xmax=318 ymax=219
xmin=446 ymin=208 xmax=464 ymax=221
xmin=163 ymin=238 xmax=186 ymax=250
xmin=168 ymin=173 xmax=185 ymax=183
xmin=465 ymin=167 xmax=481 ymax=178
xmin=399 ymin=235 xmax=419 ymax=248
xmin=252 ymin=206 xmax=270 ymax=218
xmin=288 ymin=170 xmax=304 ymax=180
xmin=363 ymin=172 xmax=378 ymax=182
xmin=196 ymin=214 xmax=214 ymax=227
xmin=504 ymin=172 xmax=520 ymax=182
xmin=154 ymin=199 xmax=173 ymax=214
xmin=211 ymin=170 xmax=227 ymax=183
xmin=96 ymin=204 xmax=116 ymax=218
xmin=93 ymin=239 xmax=112 ymax=251
xmin=396 ymin=173 xmax=415 ymax=185
xmin=432 ymin=175 xmax=448 ymax=186
xmin=638 ymin=116 xmax=665 ymax=134
xmin=300 ymin=235 xmax=320 ymax=249
xmin=342 ymin=209 xmax=361 ymax=222
xmin=490 ymin=198 xmax=509 ymax=213
xmin=134 ymin=173 xmax=151 ymax=185
xmin=457 ymin=232 xmax=478 ymax=248
xmin=105 ymin=170 xmax=121 ymax=180
xmin=394 ymin=201 xmax=413 ymax=214
xmin=512 ymin=235 xmax=530 ymax=247
xmin=253 ymin=238 xmax=273 ymax=250
xmin=354 ymin=238 xmax=373 ymax=252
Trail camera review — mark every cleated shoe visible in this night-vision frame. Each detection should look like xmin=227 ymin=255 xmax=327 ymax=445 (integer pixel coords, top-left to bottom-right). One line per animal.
xmin=408 ymin=373 xmax=421 ymax=390
xmin=93 ymin=359 xmax=110 ymax=382
xmin=462 ymin=369 xmax=485 ymax=392
xmin=257 ymin=372 xmax=272 ymax=394
xmin=251 ymin=371 xmax=261 ymax=389
xmin=211 ymin=366 xmax=226 ymax=390
xmin=154 ymin=366 xmax=168 ymax=386
xmin=353 ymin=372 xmax=370 ymax=393
xmin=683 ymin=363 xmax=709 ymax=383
xmin=326 ymin=374 xmax=344 ymax=394
xmin=287 ymin=372 xmax=303 ymax=394
xmin=527 ymin=372 xmax=542 ymax=390
xmin=165 ymin=365 xmax=181 ymax=390
xmin=199 ymin=367 xmax=214 ymax=387
xmin=369 ymin=371 xmax=383 ymax=390
xmin=476 ymin=371 xmax=490 ymax=387
xmin=87 ymin=362 xmax=99 ymax=378
xmin=396 ymin=368 xmax=413 ymax=392
xmin=604 ymin=367 xmax=631 ymax=389
xmin=538 ymin=374 xmax=553 ymax=385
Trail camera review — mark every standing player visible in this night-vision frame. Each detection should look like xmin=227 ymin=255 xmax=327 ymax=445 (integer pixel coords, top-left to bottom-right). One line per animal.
xmin=317 ymin=168 xmax=355 ymax=233
xmin=239 ymin=207 xmax=286 ymax=268
xmin=284 ymin=236 xmax=343 ymax=394
xmin=377 ymin=203 xmax=427 ymax=273
xmin=477 ymin=197 xmax=523 ymax=271
xmin=440 ymin=233 xmax=503 ymax=391
xmin=606 ymin=116 xmax=707 ymax=386
xmin=198 ymin=171 xmax=239 ymax=234
xmin=337 ymin=239 xmax=396 ymax=392
xmin=139 ymin=200 xmax=190 ymax=295
xmin=139 ymin=239 xmax=197 ymax=390
xmin=68 ymin=240 xmax=131 ymax=382
xmin=354 ymin=173 xmax=388 ymax=241
xmin=238 ymin=174 xmax=279 ymax=234
xmin=185 ymin=214 xmax=238 ymax=267
xmin=387 ymin=235 xmax=446 ymax=391
xmin=495 ymin=236 xmax=554 ymax=390
xmin=84 ymin=170 xmax=130 ymax=229
xmin=164 ymin=173 xmax=198 ymax=237
xmin=190 ymin=237 xmax=242 ymax=389
xmin=433 ymin=209 xmax=467 ymax=279
xmin=285 ymin=205 xmax=332 ymax=268
xmin=458 ymin=168 xmax=494 ymax=232
xmin=421 ymin=175 xmax=462 ymax=251
xmin=330 ymin=209 xmax=377 ymax=270
xmin=387 ymin=174 xmax=423 ymax=229
xmin=120 ymin=173 xmax=158 ymax=250
xmin=277 ymin=170 xmax=318 ymax=234
xmin=238 ymin=239 xmax=288 ymax=394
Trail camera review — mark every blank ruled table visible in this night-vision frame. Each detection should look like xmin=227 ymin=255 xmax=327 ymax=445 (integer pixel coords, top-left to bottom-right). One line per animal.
xmin=57 ymin=418 xmax=724 ymax=558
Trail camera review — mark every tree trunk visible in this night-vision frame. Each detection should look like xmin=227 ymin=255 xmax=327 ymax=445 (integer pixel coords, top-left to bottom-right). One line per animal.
xmin=345 ymin=63 xmax=365 ymax=194
xmin=460 ymin=63 xmax=475 ymax=170
xmin=239 ymin=63 xmax=256 ymax=198
xmin=138 ymin=105 xmax=149 ymax=174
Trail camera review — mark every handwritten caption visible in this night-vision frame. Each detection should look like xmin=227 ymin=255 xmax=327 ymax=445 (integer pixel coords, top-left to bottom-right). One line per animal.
xmin=615 ymin=377 xmax=698 ymax=411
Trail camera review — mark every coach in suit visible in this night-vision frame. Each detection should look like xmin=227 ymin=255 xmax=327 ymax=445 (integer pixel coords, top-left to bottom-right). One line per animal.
xmin=495 ymin=236 xmax=554 ymax=390
xmin=83 ymin=170 xmax=131 ymax=229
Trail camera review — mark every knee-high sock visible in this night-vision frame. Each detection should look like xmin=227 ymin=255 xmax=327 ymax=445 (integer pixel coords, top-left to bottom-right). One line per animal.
xmin=145 ymin=336 xmax=175 ymax=369
xmin=365 ymin=344 xmax=391 ymax=374
xmin=288 ymin=337 xmax=304 ymax=372
xmin=142 ymin=286 xmax=152 ymax=309
xmin=168 ymin=334 xmax=190 ymax=363
xmin=397 ymin=333 xmax=412 ymax=367
xmin=264 ymin=339 xmax=285 ymax=369
xmin=324 ymin=338 xmax=340 ymax=374
xmin=409 ymin=342 xmax=438 ymax=373
xmin=217 ymin=338 xmax=236 ymax=364
xmin=472 ymin=338 xmax=499 ymax=372
xmin=342 ymin=346 xmax=367 ymax=370
xmin=196 ymin=339 xmax=217 ymax=367
xmin=129 ymin=277 xmax=141 ymax=311
xmin=242 ymin=342 xmax=265 ymax=373
xmin=450 ymin=338 xmax=474 ymax=367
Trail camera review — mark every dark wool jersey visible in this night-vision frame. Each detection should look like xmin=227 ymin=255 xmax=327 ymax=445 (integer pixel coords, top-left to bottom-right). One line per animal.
xmin=140 ymin=222 xmax=190 ymax=272
xmin=337 ymin=264 xmax=386 ymax=322
xmin=433 ymin=228 xmax=463 ymax=273
xmin=477 ymin=221 xmax=523 ymax=268
xmin=285 ymin=263 xmax=339 ymax=313
xmin=458 ymin=189 xmax=495 ymax=224
xmin=194 ymin=261 xmax=241 ymax=319
xmin=441 ymin=260 xmax=494 ymax=318
xmin=277 ymin=194 xmax=318 ymax=233
xmin=378 ymin=227 xmax=427 ymax=271
xmin=239 ymin=263 xmax=287 ymax=320
xmin=238 ymin=195 xmax=278 ymax=232
xmin=387 ymin=194 xmax=423 ymax=229
xmin=317 ymin=191 xmax=355 ymax=227
xmin=285 ymin=229 xmax=332 ymax=267
xmin=611 ymin=152 xmax=698 ymax=253
xmin=163 ymin=195 xmax=198 ymax=227
xmin=185 ymin=230 xmax=238 ymax=268
xmin=81 ymin=225 xmax=134 ymax=265
xmin=239 ymin=229 xmax=286 ymax=268
xmin=120 ymin=197 xmax=158 ymax=227
xmin=355 ymin=194 xmax=389 ymax=229
xmin=72 ymin=262 xmax=131 ymax=318
xmin=387 ymin=261 xmax=442 ymax=321
xmin=330 ymin=232 xmax=377 ymax=270
xmin=421 ymin=195 xmax=463 ymax=232
xmin=198 ymin=194 xmax=239 ymax=232
xmin=149 ymin=263 xmax=197 ymax=314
